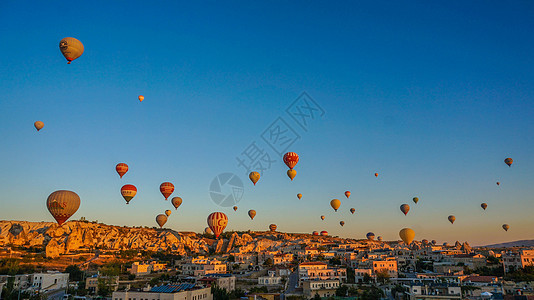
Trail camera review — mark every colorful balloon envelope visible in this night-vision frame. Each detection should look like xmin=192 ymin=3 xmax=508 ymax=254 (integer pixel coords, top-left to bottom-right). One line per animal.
xmin=330 ymin=199 xmax=341 ymax=212
xmin=204 ymin=227 xmax=212 ymax=235
xmin=496 ymin=182 xmax=500 ymax=186
xmin=377 ymin=236 xmax=383 ymax=242
xmin=413 ymin=197 xmax=419 ymax=204
xmin=138 ymin=95 xmax=144 ymax=102
xmin=504 ymin=158 xmax=513 ymax=167
xmin=400 ymin=204 xmax=410 ymax=216
xmin=116 ymin=163 xmax=128 ymax=178
xmin=171 ymin=197 xmax=182 ymax=210
xmin=165 ymin=210 xmax=172 ymax=217
xmin=345 ymin=191 xmax=351 ymax=198
xmin=297 ymin=193 xmax=302 ymax=200
xmin=248 ymin=210 xmax=256 ymax=220
xmin=320 ymin=215 xmax=325 ymax=220
xmin=207 ymin=212 xmax=228 ymax=238
xmin=283 ymin=152 xmax=299 ymax=169
xmin=350 ymin=208 xmax=355 ymax=214
xmin=312 ymin=231 xmax=319 ymax=236
xmin=481 ymin=203 xmax=488 ymax=210
xmin=366 ymin=232 xmax=375 ymax=240
xmin=431 ymin=240 xmax=437 ymax=245
xmin=59 ymin=37 xmax=84 ymax=64
xmin=287 ymin=169 xmax=297 ymax=181
xmin=249 ymin=172 xmax=260 ymax=185
xmin=47 ymin=190 xmax=80 ymax=226
xmin=399 ymin=228 xmax=415 ymax=245
xmin=448 ymin=215 xmax=456 ymax=224
xmin=34 ymin=121 xmax=44 ymax=131
xmin=502 ymin=224 xmax=510 ymax=231
xmin=160 ymin=182 xmax=174 ymax=200
xmin=121 ymin=184 xmax=137 ymax=204
xmin=374 ymin=173 xmax=379 ymax=177
xmin=339 ymin=221 xmax=345 ymax=227
xmin=156 ymin=214 xmax=168 ymax=228
xmin=233 ymin=206 xmax=238 ymax=212
xmin=320 ymin=231 xmax=328 ymax=236
xmin=269 ymin=224 xmax=277 ymax=232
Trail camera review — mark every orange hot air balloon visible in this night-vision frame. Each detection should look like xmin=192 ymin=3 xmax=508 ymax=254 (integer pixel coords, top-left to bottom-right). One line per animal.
xmin=47 ymin=190 xmax=80 ymax=226
xmin=156 ymin=214 xmax=167 ymax=228
xmin=138 ymin=95 xmax=144 ymax=102
xmin=400 ymin=204 xmax=410 ymax=216
xmin=504 ymin=158 xmax=513 ymax=167
xmin=320 ymin=215 xmax=325 ymax=220
xmin=233 ymin=206 xmax=238 ymax=212
xmin=399 ymin=228 xmax=415 ymax=245
xmin=481 ymin=203 xmax=488 ymax=210
xmin=171 ymin=197 xmax=182 ymax=210
xmin=330 ymin=199 xmax=341 ymax=212
xmin=115 ymin=163 xmax=128 ymax=178
xmin=345 ymin=191 xmax=351 ymax=198
xmin=297 ymin=193 xmax=302 ymax=200
xmin=448 ymin=215 xmax=456 ymax=224
xmin=248 ymin=210 xmax=256 ymax=220
xmin=165 ymin=210 xmax=172 ymax=217
xmin=160 ymin=182 xmax=174 ymax=200
xmin=350 ymin=208 xmax=355 ymax=214
xmin=287 ymin=169 xmax=297 ymax=181
xmin=269 ymin=224 xmax=277 ymax=232
xmin=375 ymin=173 xmax=379 ymax=177
xmin=496 ymin=182 xmax=500 ymax=186
xmin=121 ymin=184 xmax=137 ymax=204
xmin=34 ymin=121 xmax=44 ymax=131
xmin=204 ymin=227 xmax=212 ymax=235
xmin=283 ymin=152 xmax=299 ymax=169
xmin=59 ymin=37 xmax=84 ymax=64
xmin=502 ymin=224 xmax=510 ymax=231
xmin=339 ymin=221 xmax=345 ymax=227
xmin=320 ymin=231 xmax=328 ymax=236
xmin=207 ymin=212 xmax=228 ymax=238
xmin=249 ymin=172 xmax=260 ymax=185
xmin=413 ymin=197 xmax=419 ymax=204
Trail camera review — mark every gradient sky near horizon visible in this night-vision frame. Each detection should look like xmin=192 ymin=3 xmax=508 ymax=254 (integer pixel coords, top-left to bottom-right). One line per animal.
xmin=1 ymin=1 xmax=533 ymax=246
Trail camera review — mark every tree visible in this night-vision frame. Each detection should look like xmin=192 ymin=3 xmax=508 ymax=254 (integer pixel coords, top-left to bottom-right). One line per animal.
xmin=263 ymin=258 xmax=273 ymax=266
xmin=329 ymin=257 xmax=341 ymax=266
xmin=346 ymin=267 xmax=355 ymax=284
xmin=363 ymin=273 xmax=372 ymax=283
xmin=313 ymin=293 xmax=322 ymax=300
xmin=391 ymin=284 xmax=407 ymax=299
xmin=376 ymin=270 xmax=390 ymax=284
xmin=212 ymin=286 xmax=229 ymax=300
xmin=65 ymin=265 xmax=84 ymax=281
xmin=335 ymin=285 xmax=348 ymax=297
xmin=227 ymin=255 xmax=235 ymax=262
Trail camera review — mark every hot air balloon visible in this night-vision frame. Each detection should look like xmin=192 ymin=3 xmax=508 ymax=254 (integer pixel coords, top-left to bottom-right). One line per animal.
xmin=156 ymin=214 xmax=167 ymax=228
xmin=171 ymin=197 xmax=182 ymax=210
xmin=413 ymin=197 xmax=419 ymax=204
xmin=431 ymin=240 xmax=437 ymax=245
xmin=399 ymin=228 xmax=415 ymax=245
xmin=59 ymin=37 xmax=84 ymax=64
xmin=287 ymin=169 xmax=297 ymax=181
xmin=366 ymin=232 xmax=375 ymax=240
xmin=422 ymin=239 xmax=429 ymax=245
xmin=249 ymin=172 xmax=260 ymax=185
xmin=496 ymin=182 xmax=500 ymax=186
xmin=269 ymin=224 xmax=277 ymax=232
xmin=116 ymin=163 xmax=128 ymax=178
xmin=165 ymin=210 xmax=172 ymax=217
xmin=481 ymin=203 xmax=488 ymax=210
xmin=207 ymin=212 xmax=228 ymax=238
xmin=443 ymin=242 xmax=450 ymax=247
xmin=350 ymin=208 xmax=355 ymax=214
xmin=330 ymin=199 xmax=341 ymax=212
xmin=377 ymin=236 xmax=383 ymax=242
xmin=34 ymin=121 xmax=44 ymax=131
xmin=160 ymin=182 xmax=174 ymax=200
xmin=504 ymin=158 xmax=513 ymax=167
xmin=248 ymin=210 xmax=256 ymax=220
xmin=283 ymin=152 xmax=299 ymax=169
xmin=233 ymin=206 xmax=238 ymax=212
xmin=204 ymin=227 xmax=212 ymax=235
xmin=320 ymin=231 xmax=328 ymax=236
xmin=345 ymin=191 xmax=351 ymax=198
xmin=297 ymin=193 xmax=302 ymax=200
xmin=121 ymin=184 xmax=137 ymax=204
xmin=320 ymin=215 xmax=325 ymax=220
xmin=375 ymin=173 xmax=379 ymax=177
xmin=340 ymin=221 xmax=345 ymax=227
xmin=502 ymin=224 xmax=510 ymax=231
xmin=448 ymin=215 xmax=456 ymax=224
xmin=400 ymin=204 xmax=410 ymax=216
xmin=138 ymin=95 xmax=144 ymax=102
xmin=46 ymin=190 xmax=80 ymax=225
xmin=312 ymin=231 xmax=319 ymax=236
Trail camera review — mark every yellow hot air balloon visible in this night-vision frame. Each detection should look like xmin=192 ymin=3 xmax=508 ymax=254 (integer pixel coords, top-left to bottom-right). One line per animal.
xmin=156 ymin=214 xmax=167 ymax=228
xmin=502 ymin=224 xmax=510 ymax=231
xmin=59 ymin=37 xmax=84 ymax=64
xmin=448 ymin=215 xmax=456 ymax=224
xmin=287 ymin=169 xmax=297 ymax=181
xmin=249 ymin=172 xmax=260 ymax=185
xmin=400 ymin=204 xmax=410 ymax=216
xmin=330 ymin=199 xmax=341 ymax=212
xmin=165 ymin=210 xmax=172 ymax=217
xmin=34 ymin=121 xmax=44 ymax=131
xmin=399 ymin=228 xmax=415 ymax=245
xmin=46 ymin=190 xmax=80 ymax=226
xmin=248 ymin=210 xmax=256 ymax=220
xmin=233 ymin=206 xmax=238 ymax=212
xmin=297 ymin=193 xmax=302 ymax=200
xmin=171 ymin=197 xmax=182 ymax=210
xmin=138 ymin=95 xmax=144 ymax=102
xmin=320 ymin=215 xmax=325 ymax=220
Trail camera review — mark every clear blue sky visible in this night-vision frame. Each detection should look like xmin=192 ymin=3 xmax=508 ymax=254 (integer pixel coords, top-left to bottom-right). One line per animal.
xmin=0 ymin=1 xmax=533 ymax=245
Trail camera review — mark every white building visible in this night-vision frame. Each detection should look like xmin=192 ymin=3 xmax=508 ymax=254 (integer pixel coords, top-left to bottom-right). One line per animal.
xmin=302 ymin=279 xmax=339 ymax=298
xmin=31 ymin=272 xmax=69 ymax=292
xmin=113 ymin=284 xmax=211 ymax=300
xmin=258 ymin=274 xmax=282 ymax=286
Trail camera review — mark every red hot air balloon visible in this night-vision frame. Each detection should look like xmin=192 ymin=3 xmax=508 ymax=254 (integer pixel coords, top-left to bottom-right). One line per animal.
xmin=283 ymin=152 xmax=299 ymax=169
xmin=504 ymin=158 xmax=513 ymax=167
xmin=121 ymin=184 xmax=137 ymax=204
xmin=345 ymin=191 xmax=351 ymax=198
xmin=207 ymin=212 xmax=228 ymax=238
xmin=160 ymin=182 xmax=174 ymax=200
xmin=116 ymin=163 xmax=128 ymax=178
xmin=320 ymin=231 xmax=328 ymax=236
xmin=47 ymin=190 xmax=80 ymax=226
xmin=312 ymin=231 xmax=319 ymax=236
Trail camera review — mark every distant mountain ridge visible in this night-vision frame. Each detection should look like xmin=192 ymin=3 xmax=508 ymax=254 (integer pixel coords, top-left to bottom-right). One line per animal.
xmin=481 ymin=240 xmax=534 ymax=248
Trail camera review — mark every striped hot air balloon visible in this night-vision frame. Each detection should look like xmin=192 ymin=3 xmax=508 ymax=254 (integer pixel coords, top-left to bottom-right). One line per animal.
xmin=160 ymin=182 xmax=174 ymax=200
xmin=116 ymin=163 xmax=128 ymax=178
xmin=269 ymin=224 xmax=277 ymax=232
xmin=283 ymin=152 xmax=299 ymax=169
xmin=207 ymin=212 xmax=228 ymax=238
xmin=47 ymin=190 xmax=80 ymax=225
xmin=121 ymin=184 xmax=137 ymax=204
xmin=320 ymin=231 xmax=328 ymax=236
